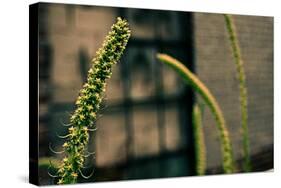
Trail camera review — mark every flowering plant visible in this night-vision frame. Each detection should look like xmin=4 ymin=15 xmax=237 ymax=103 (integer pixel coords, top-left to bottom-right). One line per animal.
xmin=50 ymin=17 xmax=131 ymax=184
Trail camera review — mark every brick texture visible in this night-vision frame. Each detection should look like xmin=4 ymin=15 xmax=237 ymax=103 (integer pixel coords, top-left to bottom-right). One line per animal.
xmin=193 ymin=13 xmax=273 ymax=169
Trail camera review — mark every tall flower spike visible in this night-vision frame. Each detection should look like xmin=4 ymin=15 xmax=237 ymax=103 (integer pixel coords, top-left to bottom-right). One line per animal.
xmin=55 ymin=17 xmax=131 ymax=185
xmin=224 ymin=14 xmax=251 ymax=172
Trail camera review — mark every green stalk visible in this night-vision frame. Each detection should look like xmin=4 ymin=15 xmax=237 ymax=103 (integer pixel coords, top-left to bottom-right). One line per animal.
xmin=192 ymin=104 xmax=206 ymax=175
xmin=224 ymin=14 xmax=251 ymax=172
xmin=157 ymin=53 xmax=234 ymax=173
xmin=54 ymin=17 xmax=131 ymax=184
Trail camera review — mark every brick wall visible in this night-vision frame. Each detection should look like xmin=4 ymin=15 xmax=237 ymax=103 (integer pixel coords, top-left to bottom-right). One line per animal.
xmin=193 ymin=13 xmax=273 ymax=170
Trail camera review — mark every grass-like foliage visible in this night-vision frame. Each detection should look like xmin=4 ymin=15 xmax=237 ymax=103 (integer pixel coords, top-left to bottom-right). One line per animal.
xmin=224 ymin=14 xmax=251 ymax=172
xmin=50 ymin=17 xmax=131 ymax=184
xmin=157 ymin=54 xmax=235 ymax=173
xmin=192 ymin=104 xmax=206 ymax=175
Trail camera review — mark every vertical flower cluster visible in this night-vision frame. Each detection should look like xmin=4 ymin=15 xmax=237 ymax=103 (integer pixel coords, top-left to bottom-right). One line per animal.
xmin=224 ymin=14 xmax=251 ymax=172
xmin=56 ymin=17 xmax=131 ymax=184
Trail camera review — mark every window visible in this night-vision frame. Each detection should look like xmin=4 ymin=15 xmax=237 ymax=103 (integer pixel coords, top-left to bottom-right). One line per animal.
xmin=93 ymin=8 xmax=195 ymax=180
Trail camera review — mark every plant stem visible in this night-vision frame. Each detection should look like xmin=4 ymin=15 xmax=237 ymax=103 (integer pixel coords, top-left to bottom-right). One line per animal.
xmin=157 ymin=53 xmax=235 ymax=173
xmin=192 ymin=104 xmax=206 ymax=175
xmin=224 ymin=14 xmax=251 ymax=172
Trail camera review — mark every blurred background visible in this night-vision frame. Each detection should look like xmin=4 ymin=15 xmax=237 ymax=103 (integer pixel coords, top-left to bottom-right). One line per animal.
xmin=37 ymin=2 xmax=273 ymax=185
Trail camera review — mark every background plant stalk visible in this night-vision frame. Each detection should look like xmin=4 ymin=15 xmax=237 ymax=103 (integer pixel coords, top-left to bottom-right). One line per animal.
xmin=192 ymin=104 xmax=206 ymax=175
xmin=157 ymin=54 xmax=235 ymax=173
xmin=224 ymin=14 xmax=251 ymax=172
